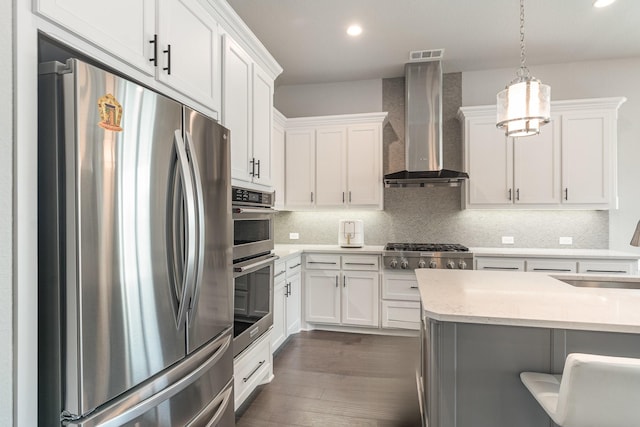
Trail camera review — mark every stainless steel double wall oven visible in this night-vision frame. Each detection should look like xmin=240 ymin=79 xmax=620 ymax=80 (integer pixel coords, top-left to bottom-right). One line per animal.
xmin=232 ymin=187 xmax=277 ymax=356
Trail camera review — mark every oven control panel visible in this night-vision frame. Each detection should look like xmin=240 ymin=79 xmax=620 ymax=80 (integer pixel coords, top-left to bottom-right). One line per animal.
xmin=232 ymin=186 xmax=274 ymax=207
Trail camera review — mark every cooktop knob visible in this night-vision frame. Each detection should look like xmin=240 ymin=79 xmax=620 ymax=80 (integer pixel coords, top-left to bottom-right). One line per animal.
xmin=417 ymin=259 xmax=426 ymax=269
xmin=429 ymin=260 xmax=438 ymax=269
xmin=458 ymin=260 xmax=468 ymax=270
xmin=446 ymin=260 xmax=455 ymax=269
xmin=389 ymin=259 xmax=398 ymax=269
xmin=400 ymin=258 xmax=409 ymax=269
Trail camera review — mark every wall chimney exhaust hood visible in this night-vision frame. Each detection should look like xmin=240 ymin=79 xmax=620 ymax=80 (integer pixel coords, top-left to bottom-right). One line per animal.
xmin=384 ymin=60 xmax=469 ymax=188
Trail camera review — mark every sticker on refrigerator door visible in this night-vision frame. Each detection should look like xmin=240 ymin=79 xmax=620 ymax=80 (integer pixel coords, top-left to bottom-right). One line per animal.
xmin=97 ymin=93 xmax=123 ymax=131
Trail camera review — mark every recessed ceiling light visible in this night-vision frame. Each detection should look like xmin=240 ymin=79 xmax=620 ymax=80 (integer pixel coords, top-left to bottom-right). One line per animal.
xmin=347 ymin=25 xmax=362 ymax=36
xmin=593 ymin=0 xmax=616 ymax=7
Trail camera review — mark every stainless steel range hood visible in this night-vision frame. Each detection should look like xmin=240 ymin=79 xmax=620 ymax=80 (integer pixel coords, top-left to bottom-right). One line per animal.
xmin=383 ymin=60 xmax=469 ymax=188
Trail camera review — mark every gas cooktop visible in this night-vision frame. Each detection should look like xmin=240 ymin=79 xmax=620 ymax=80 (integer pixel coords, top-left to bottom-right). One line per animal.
xmin=383 ymin=243 xmax=473 ymax=270
xmin=384 ymin=243 xmax=469 ymax=252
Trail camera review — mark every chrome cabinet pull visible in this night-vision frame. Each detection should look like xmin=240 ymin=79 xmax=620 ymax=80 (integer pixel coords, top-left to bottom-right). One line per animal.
xmin=335 ymin=276 xmax=338 ymax=287
xmin=311 ymin=192 xmax=314 ymax=203
xmin=516 ymin=188 xmax=520 ymax=201
xmin=482 ymin=266 xmax=520 ymax=270
xmin=344 ymin=262 xmax=376 ymax=266
xmin=349 ymin=191 xmax=352 ymax=202
xmin=410 ymin=286 xmax=419 ymax=289
xmin=532 ymin=268 xmax=572 ymax=272
xmin=564 ymin=188 xmax=569 ymax=200
xmin=342 ymin=192 xmax=345 ymax=203
xmin=586 ymin=269 xmax=627 ymax=274
xmin=256 ymin=159 xmax=261 ymax=178
xmin=343 ymin=276 xmax=346 ymax=287
xmin=508 ymin=188 xmax=512 ymax=201
xmin=289 ymin=263 xmax=302 ymax=269
xmin=243 ymin=360 xmax=266 ymax=383
xmin=308 ymin=261 xmax=337 ymax=265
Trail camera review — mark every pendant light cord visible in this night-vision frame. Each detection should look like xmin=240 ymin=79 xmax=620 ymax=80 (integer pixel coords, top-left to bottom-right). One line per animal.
xmin=517 ymin=0 xmax=531 ymax=80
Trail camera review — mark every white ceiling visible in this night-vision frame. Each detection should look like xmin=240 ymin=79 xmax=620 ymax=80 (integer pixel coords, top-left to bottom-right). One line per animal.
xmin=227 ymin=0 xmax=640 ymax=87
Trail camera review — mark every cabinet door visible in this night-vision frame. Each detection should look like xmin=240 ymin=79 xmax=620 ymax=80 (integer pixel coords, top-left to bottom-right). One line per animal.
xmin=347 ymin=125 xmax=382 ymax=207
xmin=561 ymin=112 xmax=611 ymax=205
xmin=305 ymin=271 xmax=340 ymax=325
xmin=342 ymin=271 xmax=379 ymax=327
xmin=285 ymin=129 xmax=315 ymax=208
xmin=466 ymin=118 xmax=513 ymax=206
xmin=35 ymin=0 xmax=156 ymax=75
xmin=157 ymin=0 xmax=219 ymax=109
xmin=271 ymin=112 xmax=286 ymax=209
xmin=315 ymin=127 xmax=347 ymax=207
xmin=286 ymin=272 xmax=301 ymax=336
xmin=271 ymin=279 xmax=287 ymax=353
xmin=513 ymin=118 xmax=560 ymax=204
xmin=222 ymin=35 xmax=252 ymax=183
xmin=251 ymin=64 xmax=274 ymax=187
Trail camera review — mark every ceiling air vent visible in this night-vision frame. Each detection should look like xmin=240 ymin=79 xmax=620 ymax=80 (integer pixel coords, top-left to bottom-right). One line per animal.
xmin=409 ymin=48 xmax=445 ymax=62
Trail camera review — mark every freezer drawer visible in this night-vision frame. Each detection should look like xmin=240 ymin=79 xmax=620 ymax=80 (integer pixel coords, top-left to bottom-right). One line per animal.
xmin=66 ymin=331 xmax=234 ymax=427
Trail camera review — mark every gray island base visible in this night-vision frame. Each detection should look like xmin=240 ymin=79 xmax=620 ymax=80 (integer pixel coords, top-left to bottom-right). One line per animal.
xmin=416 ymin=269 xmax=640 ymax=427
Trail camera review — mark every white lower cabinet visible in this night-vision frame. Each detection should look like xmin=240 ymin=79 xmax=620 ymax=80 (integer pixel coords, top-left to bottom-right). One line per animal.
xmin=304 ymin=254 xmax=379 ymax=327
xmin=475 ymin=255 xmax=638 ymax=275
xmin=271 ymin=256 xmax=301 ymax=353
xmin=234 ymin=329 xmax=272 ymax=410
xmin=475 ymin=257 xmax=526 ymax=272
xmin=381 ymin=272 xmax=421 ymax=331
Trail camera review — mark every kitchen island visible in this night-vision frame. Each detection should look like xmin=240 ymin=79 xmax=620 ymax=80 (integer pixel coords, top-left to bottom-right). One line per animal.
xmin=416 ymin=269 xmax=640 ymax=427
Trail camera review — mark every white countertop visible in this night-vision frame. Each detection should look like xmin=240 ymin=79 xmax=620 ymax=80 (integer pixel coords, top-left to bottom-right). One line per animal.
xmin=416 ymin=269 xmax=640 ymax=334
xmin=471 ymin=247 xmax=640 ymax=259
xmin=273 ymin=244 xmax=385 ymax=261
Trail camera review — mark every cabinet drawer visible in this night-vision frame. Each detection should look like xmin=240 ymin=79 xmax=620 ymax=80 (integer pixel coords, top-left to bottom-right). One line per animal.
xmin=234 ymin=330 xmax=272 ymax=409
xmin=341 ymin=255 xmax=379 ymax=271
xmin=578 ymin=261 xmax=634 ymax=275
xmin=305 ymin=253 xmax=341 ymax=270
xmin=274 ymin=260 xmax=287 ymax=283
xmin=526 ymin=260 xmax=577 ymax=273
xmin=382 ymin=273 xmax=420 ymax=301
xmin=476 ymin=257 xmax=525 ymax=271
xmin=286 ymin=256 xmax=303 ymax=275
xmin=381 ymin=301 xmax=420 ymax=330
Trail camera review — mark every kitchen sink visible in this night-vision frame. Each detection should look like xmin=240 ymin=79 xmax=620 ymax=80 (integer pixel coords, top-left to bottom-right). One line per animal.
xmin=557 ymin=278 xmax=640 ymax=290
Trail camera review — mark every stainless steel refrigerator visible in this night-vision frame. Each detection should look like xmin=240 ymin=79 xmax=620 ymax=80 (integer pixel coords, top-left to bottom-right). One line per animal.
xmin=38 ymin=58 xmax=235 ymax=426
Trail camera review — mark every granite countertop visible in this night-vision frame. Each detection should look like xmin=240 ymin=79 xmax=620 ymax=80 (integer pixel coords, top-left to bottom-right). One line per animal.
xmin=416 ymin=269 xmax=640 ymax=334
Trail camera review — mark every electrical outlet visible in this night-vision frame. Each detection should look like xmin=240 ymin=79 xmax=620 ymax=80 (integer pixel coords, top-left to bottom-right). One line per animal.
xmin=289 ymin=232 xmax=299 ymax=240
xmin=559 ymin=236 xmax=573 ymax=245
xmin=501 ymin=236 xmax=515 ymax=244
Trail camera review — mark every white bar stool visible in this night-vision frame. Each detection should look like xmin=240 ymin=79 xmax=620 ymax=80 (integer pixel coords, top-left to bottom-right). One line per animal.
xmin=520 ymin=353 xmax=640 ymax=427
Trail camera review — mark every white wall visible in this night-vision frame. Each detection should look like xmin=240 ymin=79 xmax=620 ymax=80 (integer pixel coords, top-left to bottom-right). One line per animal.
xmin=275 ymin=78 xmax=382 ymax=117
xmin=462 ymin=57 xmax=640 ymax=253
xmin=0 ymin=0 xmax=13 ymax=423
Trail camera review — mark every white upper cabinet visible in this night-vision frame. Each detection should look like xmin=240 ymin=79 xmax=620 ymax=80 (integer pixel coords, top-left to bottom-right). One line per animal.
xmin=315 ymin=127 xmax=348 ymax=208
xmin=36 ymin=0 xmax=220 ymax=111
xmin=223 ymin=35 xmax=275 ymax=189
xmin=561 ymin=112 xmax=611 ymax=205
xmin=459 ymin=97 xmax=625 ymax=210
xmin=223 ymin=35 xmax=252 ymax=182
xmin=35 ymin=0 xmax=157 ymax=75
xmin=284 ymin=128 xmax=316 ymax=209
xmin=271 ymin=109 xmax=286 ymax=209
xmin=284 ymin=113 xmax=387 ymax=211
xmin=157 ymin=0 xmax=220 ymax=110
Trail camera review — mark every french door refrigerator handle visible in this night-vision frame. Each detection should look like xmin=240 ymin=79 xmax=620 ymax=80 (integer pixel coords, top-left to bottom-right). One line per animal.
xmin=173 ymin=130 xmax=197 ymax=329
xmin=184 ymin=131 xmax=206 ymax=319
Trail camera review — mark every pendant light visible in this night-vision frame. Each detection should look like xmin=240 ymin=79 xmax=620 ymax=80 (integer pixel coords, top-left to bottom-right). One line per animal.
xmin=496 ymin=0 xmax=550 ymax=137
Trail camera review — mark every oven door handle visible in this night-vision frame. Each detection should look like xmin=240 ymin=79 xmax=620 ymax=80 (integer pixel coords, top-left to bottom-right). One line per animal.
xmin=232 ymin=207 xmax=277 ymax=215
xmin=234 ymin=254 xmax=279 ymax=273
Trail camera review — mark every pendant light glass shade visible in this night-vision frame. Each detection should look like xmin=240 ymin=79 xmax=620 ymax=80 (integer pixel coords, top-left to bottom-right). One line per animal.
xmin=497 ymin=77 xmax=551 ymax=137
xmin=496 ymin=0 xmax=550 ymax=137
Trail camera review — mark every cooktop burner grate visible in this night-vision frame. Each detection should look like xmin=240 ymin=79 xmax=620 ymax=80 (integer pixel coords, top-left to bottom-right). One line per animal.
xmin=384 ymin=243 xmax=469 ymax=252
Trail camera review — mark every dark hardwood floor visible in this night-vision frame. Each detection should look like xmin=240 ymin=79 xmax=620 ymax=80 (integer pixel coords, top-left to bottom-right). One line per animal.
xmin=236 ymin=330 xmax=422 ymax=427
